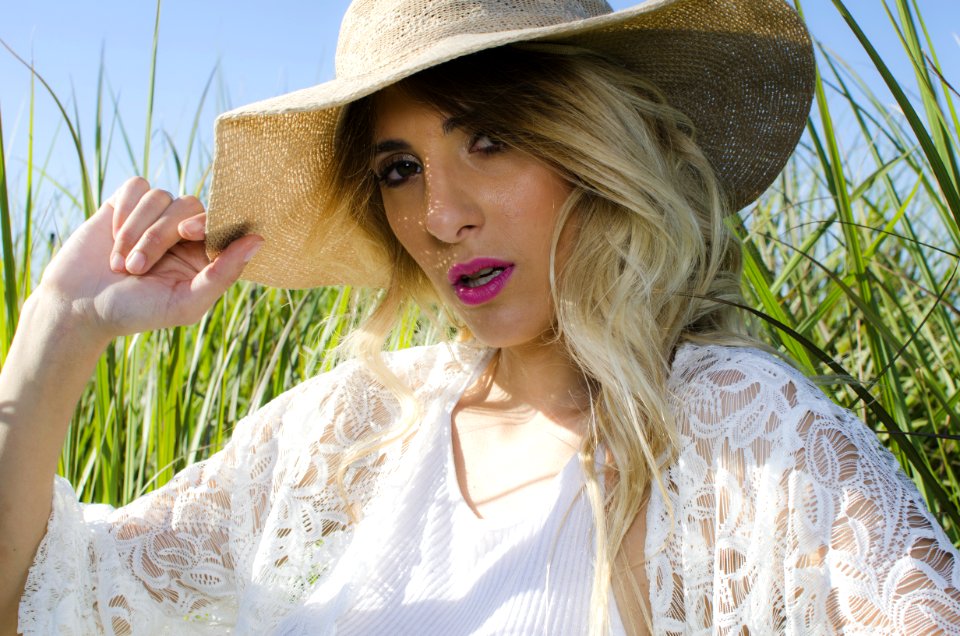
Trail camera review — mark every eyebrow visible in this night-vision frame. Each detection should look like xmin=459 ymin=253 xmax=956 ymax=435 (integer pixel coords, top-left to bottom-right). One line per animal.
xmin=442 ymin=115 xmax=467 ymax=135
xmin=372 ymin=115 xmax=466 ymax=156
xmin=372 ymin=139 xmax=410 ymax=155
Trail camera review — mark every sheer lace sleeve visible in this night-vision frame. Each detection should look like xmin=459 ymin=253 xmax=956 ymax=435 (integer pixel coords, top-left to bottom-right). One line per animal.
xmin=17 ymin=343 xmax=483 ymax=635
xmin=649 ymin=345 xmax=960 ymax=635
xmin=17 ymin=361 xmax=375 ymax=636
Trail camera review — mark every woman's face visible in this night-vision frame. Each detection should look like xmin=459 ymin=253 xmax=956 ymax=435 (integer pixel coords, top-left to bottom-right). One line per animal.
xmin=372 ymin=88 xmax=574 ymax=349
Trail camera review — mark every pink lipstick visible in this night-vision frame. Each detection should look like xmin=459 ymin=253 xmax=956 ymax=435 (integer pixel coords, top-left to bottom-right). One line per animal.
xmin=447 ymin=258 xmax=514 ymax=305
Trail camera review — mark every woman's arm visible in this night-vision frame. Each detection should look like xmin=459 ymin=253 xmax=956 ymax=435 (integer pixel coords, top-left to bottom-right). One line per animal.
xmin=656 ymin=344 xmax=960 ymax=633
xmin=784 ymin=403 xmax=960 ymax=632
xmin=0 ymin=291 xmax=110 ymax=633
xmin=0 ymin=177 xmax=260 ymax=633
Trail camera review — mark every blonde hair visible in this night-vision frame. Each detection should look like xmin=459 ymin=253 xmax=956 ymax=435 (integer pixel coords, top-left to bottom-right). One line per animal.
xmin=326 ymin=44 xmax=747 ymax=634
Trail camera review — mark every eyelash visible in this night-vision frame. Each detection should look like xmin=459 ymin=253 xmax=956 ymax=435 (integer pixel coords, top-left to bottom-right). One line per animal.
xmin=375 ymin=154 xmax=421 ymax=188
xmin=374 ymin=133 xmax=507 ymax=188
xmin=469 ymin=132 xmax=506 ymax=155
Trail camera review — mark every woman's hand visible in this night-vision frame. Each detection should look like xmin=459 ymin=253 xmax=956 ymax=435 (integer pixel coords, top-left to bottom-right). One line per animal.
xmin=0 ymin=177 xmax=261 ymax=632
xmin=36 ymin=176 xmax=262 ymax=341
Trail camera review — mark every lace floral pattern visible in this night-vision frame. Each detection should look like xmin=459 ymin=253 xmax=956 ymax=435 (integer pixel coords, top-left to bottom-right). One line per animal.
xmin=19 ymin=343 xmax=960 ymax=634
xmin=647 ymin=345 xmax=960 ymax=635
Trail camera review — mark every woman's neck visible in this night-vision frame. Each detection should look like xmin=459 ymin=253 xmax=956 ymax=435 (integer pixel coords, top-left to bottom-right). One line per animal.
xmin=451 ymin=335 xmax=595 ymax=520
xmin=488 ymin=336 xmax=592 ymax=435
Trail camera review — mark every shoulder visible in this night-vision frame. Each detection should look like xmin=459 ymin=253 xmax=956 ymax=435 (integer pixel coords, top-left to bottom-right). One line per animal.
xmin=246 ymin=341 xmax=489 ymax=443
xmin=379 ymin=340 xmax=491 ymax=390
xmin=666 ymin=343 xmax=909 ymax=487
xmin=669 ymin=342 xmax=832 ymax=417
xmin=670 ymin=341 xmax=822 ymax=403
xmin=271 ymin=341 xmax=484 ymax=406
xmin=667 ymin=342 xmax=848 ymax=456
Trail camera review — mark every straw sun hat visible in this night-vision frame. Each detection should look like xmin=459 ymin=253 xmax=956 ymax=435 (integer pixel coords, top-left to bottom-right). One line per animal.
xmin=206 ymin=0 xmax=815 ymax=289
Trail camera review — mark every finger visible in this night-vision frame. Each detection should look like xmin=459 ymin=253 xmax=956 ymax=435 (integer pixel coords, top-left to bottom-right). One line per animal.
xmin=176 ymin=235 xmax=263 ymax=324
xmin=110 ymin=177 xmax=151 ymax=241
xmin=177 ymin=212 xmax=207 ymax=241
xmin=125 ymin=195 xmax=205 ymax=274
xmin=88 ymin=196 xmax=117 ymax=231
xmin=122 ymin=195 xmax=206 ymax=275
xmin=111 ymin=188 xmax=174 ymax=271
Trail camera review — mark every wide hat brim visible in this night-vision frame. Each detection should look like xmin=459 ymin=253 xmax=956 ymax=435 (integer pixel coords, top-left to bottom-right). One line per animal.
xmin=207 ymin=0 xmax=815 ymax=289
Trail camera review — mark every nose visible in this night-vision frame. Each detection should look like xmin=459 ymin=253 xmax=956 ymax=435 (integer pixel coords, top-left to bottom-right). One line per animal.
xmin=423 ymin=164 xmax=483 ymax=243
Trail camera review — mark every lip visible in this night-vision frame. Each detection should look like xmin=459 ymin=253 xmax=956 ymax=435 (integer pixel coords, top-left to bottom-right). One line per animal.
xmin=447 ymin=257 xmax=515 ymax=306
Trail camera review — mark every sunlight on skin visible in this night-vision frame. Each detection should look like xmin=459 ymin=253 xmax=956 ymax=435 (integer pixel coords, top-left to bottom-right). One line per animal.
xmin=370 ymin=88 xmax=593 ymax=520
xmin=371 ymin=87 xmax=575 ymax=352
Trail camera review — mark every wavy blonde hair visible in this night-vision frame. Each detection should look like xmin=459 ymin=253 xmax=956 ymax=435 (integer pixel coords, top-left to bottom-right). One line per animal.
xmin=325 ymin=44 xmax=747 ymax=634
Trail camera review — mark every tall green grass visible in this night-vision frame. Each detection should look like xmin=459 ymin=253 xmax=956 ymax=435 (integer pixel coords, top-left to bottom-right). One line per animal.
xmin=0 ymin=0 xmax=957 ymax=547
xmin=739 ymin=0 xmax=960 ymax=542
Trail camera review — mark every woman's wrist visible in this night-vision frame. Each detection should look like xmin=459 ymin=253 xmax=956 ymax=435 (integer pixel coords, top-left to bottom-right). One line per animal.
xmin=11 ymin=290 xmax=113 ymax=376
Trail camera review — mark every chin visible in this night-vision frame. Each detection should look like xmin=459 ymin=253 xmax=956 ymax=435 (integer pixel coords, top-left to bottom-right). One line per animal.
xmin=460 ymin=319 xmax=558 ymax=351
xmin=444 ymin=292 xmax=557 ymax=351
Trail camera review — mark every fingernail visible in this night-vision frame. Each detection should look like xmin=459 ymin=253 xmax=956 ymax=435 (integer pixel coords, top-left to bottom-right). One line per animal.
xmin=243 ymin=241 xmax=263 ymax=263
xmin=110 ymin=252 xmax=126 ymax=272
xmin=180 ymin=218 xmax=204 ymax=236
xmin=126 ymin=251 xmax=146 ymax=274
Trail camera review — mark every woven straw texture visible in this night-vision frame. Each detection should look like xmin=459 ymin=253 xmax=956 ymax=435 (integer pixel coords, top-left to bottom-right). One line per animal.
xmin=207 ymin=0 xmax=814 ymax=289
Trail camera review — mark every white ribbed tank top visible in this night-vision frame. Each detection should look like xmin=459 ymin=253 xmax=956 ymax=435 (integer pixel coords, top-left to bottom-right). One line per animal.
xmin=331 ymin=393 xmax=628 ymax=635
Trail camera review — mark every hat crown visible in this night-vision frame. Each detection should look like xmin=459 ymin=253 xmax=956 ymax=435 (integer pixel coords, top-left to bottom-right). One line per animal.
xmin=336 ymin=0 xmax=613 ymax=79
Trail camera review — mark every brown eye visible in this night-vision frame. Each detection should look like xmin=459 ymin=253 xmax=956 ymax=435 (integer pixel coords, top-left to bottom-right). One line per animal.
xmin=376 ymin=154 xmax=423 ymax=187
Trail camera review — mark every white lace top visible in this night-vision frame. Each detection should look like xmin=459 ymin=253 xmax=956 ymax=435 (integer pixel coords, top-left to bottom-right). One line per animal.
xmin=283 ymin=344 xmax=625 ymax=635
xmin=19 ymin=342 xmax=960 ymax=634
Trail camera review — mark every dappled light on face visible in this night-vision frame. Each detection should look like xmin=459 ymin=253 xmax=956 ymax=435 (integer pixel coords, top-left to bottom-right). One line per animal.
xmin=369 ymin=88 xmax=572 ymax=350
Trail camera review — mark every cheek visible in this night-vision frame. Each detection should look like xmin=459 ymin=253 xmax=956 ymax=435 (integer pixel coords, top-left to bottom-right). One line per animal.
xmin=384 ymin=203 xmax=449 ymax=283
xmin=513 ymin=164 xmax=570 ymax=213
xmin=506 ymin=173 xmax=573 ymax=250
xmin=384 ymin=208 xmax=410 ymax=251
xmin=383 ymin=197 xmax=422 ymax=254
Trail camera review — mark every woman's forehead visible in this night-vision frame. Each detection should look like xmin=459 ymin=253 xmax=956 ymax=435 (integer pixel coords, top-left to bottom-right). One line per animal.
xmin=371 ymin=87 xmax=455 ymax=142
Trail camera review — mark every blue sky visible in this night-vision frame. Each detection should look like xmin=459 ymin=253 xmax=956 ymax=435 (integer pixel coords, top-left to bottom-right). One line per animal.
xmin=1 ymin=1 xmax=958 ymax=210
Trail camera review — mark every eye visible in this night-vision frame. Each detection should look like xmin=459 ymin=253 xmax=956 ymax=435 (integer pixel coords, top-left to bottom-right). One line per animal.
xmin=375 ymin=153 xmax=423 ymax=188
xmin=469 ymin=132 xmax=506 ymax=155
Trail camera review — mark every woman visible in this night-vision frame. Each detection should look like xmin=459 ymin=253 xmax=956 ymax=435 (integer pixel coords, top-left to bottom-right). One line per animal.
xmin=3 ymin=0 xmax=959 ymax=634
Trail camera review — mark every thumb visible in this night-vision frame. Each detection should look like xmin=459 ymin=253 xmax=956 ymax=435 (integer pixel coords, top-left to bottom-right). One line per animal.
xmin=186 ymin=235 xmax=263 ymax=312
